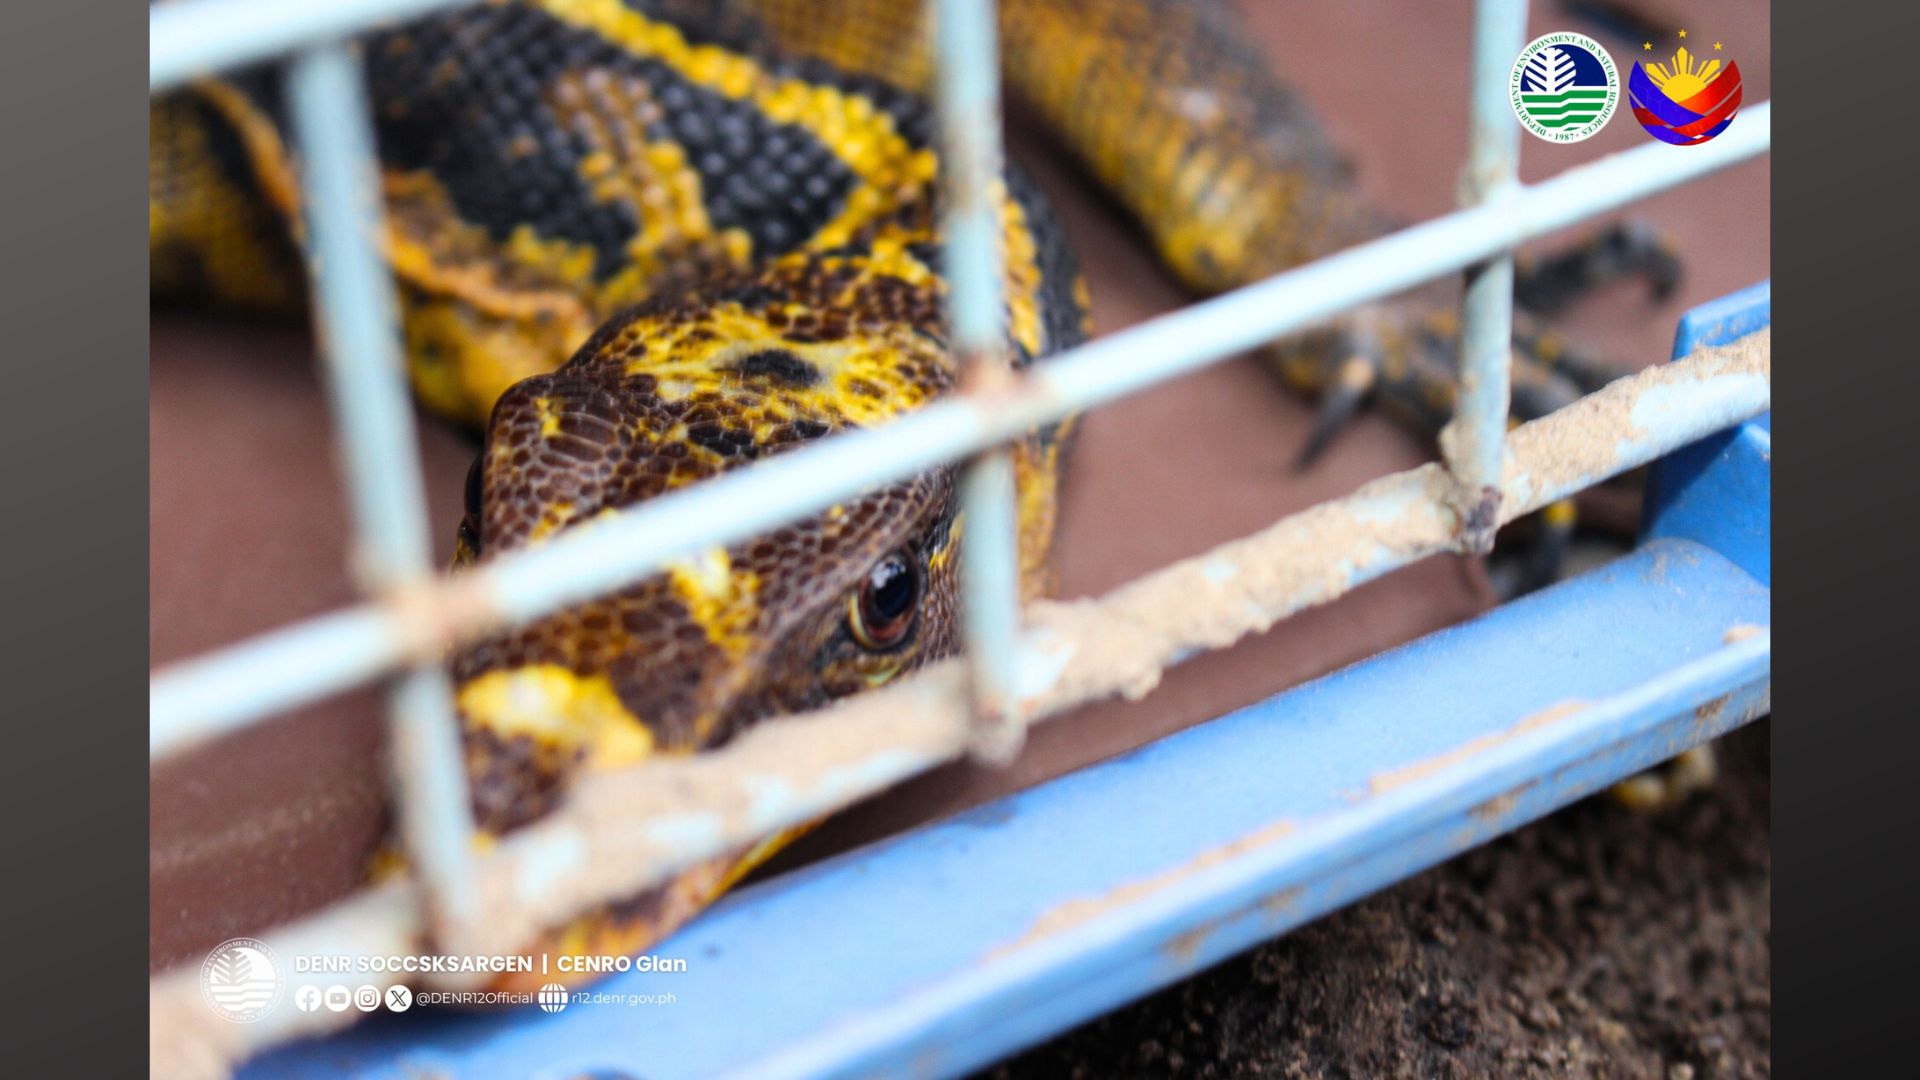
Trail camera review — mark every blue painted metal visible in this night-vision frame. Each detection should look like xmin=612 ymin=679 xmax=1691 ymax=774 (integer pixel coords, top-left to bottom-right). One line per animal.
xmin=1644 ymin=281 xmax=1771 ymax=583
xmin=244 ymin=288 xmax=1771 ymax=1079
xmin=246 ymin=541 xmax=1768 ymax=1079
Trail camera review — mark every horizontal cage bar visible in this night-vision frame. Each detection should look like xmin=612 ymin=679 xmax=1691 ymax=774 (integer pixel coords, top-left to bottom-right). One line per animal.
xmin=150 ymin=332 xmax=1771 ymax=1067
xmin=150 ymin=101 xmax=1773 ymax=755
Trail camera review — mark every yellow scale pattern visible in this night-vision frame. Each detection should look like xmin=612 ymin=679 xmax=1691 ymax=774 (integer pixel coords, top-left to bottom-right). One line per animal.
xmin=152 ymin=0 xmax=1571 ymax=993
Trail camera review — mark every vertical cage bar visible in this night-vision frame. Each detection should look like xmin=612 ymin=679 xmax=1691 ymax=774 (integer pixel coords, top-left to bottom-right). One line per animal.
xmin=285 ymin=43 xmax=477 ymax=935
xmin=1444 ymin=0 xmax=1527 ymax=551
xmin=934 ymin=0 xmax=1024 ymax=762
xmin=957 ymin=451 xmax=1023 ymax=758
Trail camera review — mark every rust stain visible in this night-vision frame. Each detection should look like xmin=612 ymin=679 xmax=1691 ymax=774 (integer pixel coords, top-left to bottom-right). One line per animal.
xmin=392 ymin=572 xmax=507 ymax=663
xmin=1162 ymin=882 xmax=1312 ymax=965
xmin=1469 ymin=793 xmax=1515 ymax=821
xmin=988 ymin=819 xmax=1298 ymax=959
xmin=1694 ymin=694 xmax=1730 ymax=728
xmin=1164 ymin=924 xmax=1214 ymax=964
xmin=1368 ymin=700 xmax=1590 ymax=796
xmin=1503 ymin=329 xmax=1768 ymax=515
xmin=1261 ymin=885 xmax=1305 ymax=919
xmin=1468 ymin=780 xmax=1536 ymax=823
xmin=1724 ymin=622 xmax=1766 ymax=644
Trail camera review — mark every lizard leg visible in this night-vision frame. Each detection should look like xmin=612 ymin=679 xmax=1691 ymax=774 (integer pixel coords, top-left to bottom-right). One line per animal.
xmin=1494 ymin=323 xmax=1644 ymax=595
xmin=1515 ymin=220 xmax=1683 ymax=315
xmin=1272 ymin=304 xmax=1589 ymax=597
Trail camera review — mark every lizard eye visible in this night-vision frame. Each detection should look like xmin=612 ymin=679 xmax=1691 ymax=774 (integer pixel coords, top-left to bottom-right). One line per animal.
xmin=849 ymin=551 xmax=920 ymax=650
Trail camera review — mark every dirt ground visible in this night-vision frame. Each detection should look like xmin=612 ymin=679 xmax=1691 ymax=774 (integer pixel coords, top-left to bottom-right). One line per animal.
xmin=992 ymin=721 xmax=1770 ymax=1079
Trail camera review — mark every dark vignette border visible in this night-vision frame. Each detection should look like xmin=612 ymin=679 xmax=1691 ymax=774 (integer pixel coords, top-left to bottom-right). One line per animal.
xmin=1772 ymin=0 xmax=1917 ymax=1072
xmin=0 ymin=0 xmax=149 ymax=1072
xmin=0 ymin=0 xmax=1900 ymax=1073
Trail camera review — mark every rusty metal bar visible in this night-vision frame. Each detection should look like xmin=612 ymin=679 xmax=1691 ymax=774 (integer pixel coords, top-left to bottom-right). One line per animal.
xmin=150 ymin=331 xmax=1771 ymax=1076
xmin=935 ymin=0 xmax=1028 ymax=763
xmin=467 ymin=333 xmax=1771 ymax=949
xmin=1443 ymin=0 xmax=1527 ymax=551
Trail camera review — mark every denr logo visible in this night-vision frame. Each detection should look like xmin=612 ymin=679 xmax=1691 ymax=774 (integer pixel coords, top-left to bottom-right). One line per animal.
xmin=200 ymin=938 xmax=284 ymax=1023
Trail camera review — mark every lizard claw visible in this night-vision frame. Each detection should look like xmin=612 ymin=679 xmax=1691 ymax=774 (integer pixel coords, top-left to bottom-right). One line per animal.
xmin=1294 ymin=353 xmax=1378 ymax=470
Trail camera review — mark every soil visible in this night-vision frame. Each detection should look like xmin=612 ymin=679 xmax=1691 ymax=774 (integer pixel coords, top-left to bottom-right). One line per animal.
xmin=990 ymin=721 xmax=1770 ymax=1079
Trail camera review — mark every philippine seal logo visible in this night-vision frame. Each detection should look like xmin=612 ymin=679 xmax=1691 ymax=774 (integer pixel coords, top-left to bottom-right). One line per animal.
xmin=1510 ymin=32 xmax=1620 ymax=143
xmin=1630 ymin=32 xmax=1742 ymax=146
xmin=200 ymin=937 xmax=284 ymax=1023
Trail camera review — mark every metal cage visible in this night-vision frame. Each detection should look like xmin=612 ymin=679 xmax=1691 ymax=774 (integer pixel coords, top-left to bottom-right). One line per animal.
xmin=148 ymin=1 xmax=1771 ymax=1076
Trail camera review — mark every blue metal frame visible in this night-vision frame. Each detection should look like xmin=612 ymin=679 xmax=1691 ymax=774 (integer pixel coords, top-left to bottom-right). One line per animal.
xmin=245 ymin=289 xmax=1772 ymax=1079
xmin=1644 ymin=281 xmax=1771 ymax=584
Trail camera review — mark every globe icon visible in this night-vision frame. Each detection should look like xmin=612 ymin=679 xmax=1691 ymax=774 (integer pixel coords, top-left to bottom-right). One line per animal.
xmin=537 ymin=983 xmax=570 ymax=1013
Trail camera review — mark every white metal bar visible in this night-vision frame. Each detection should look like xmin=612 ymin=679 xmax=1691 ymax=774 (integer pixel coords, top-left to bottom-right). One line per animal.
xmin=955 ymin=454 xmax=1024 ymax=760
xmin=150 ymin=0 xmax=473 ymax=91
xmin=288 ymin=53 xmax=433 ymax=590
xmin=146 ymin=606 xmax=402 ymax=757
xmin=1445 ymin=0 xmax=1528 ymax=551
xmin=284 ymin=44 xmax=476 ymax=934
xmin=934 ymin=0 xmax=1026 ymax=762
xmin=149 ymin=101 xmax=1772 ymax=757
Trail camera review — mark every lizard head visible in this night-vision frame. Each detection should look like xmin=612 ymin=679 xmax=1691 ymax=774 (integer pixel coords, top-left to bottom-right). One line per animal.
xmin=446 ymin=271 xmax=965 ymax=834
